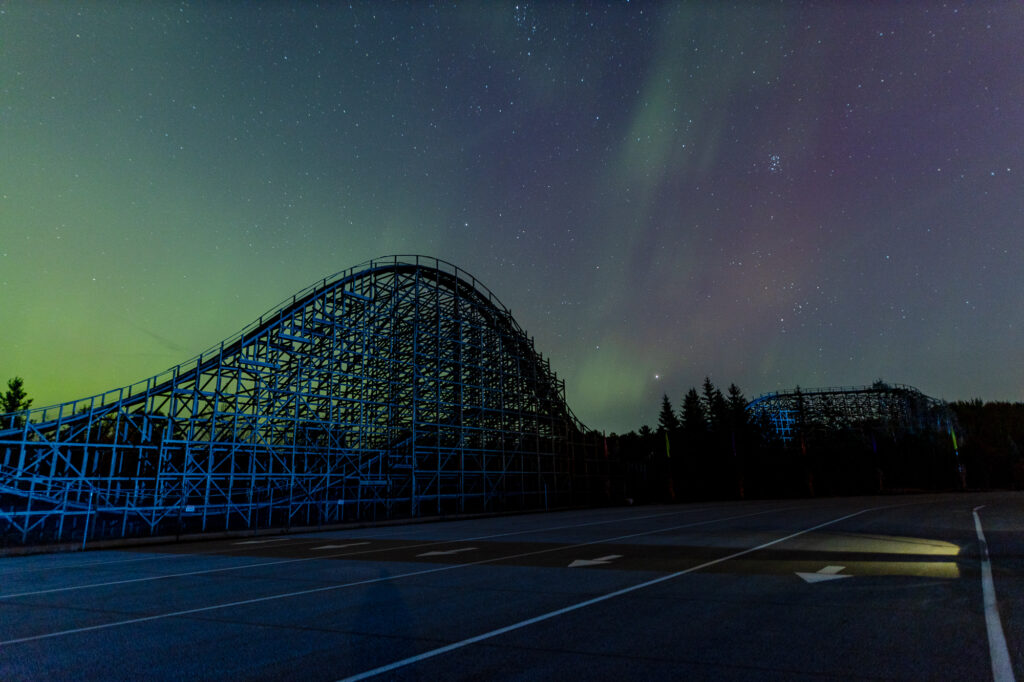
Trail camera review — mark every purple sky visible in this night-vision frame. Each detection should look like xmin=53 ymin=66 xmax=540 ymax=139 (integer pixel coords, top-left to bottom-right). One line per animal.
xmin=2 ymin=2 xmax=1022 ymax=432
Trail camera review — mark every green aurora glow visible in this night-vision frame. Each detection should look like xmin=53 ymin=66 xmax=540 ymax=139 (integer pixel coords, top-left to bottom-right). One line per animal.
xmin=2 ymin=2 xmax=1022 ymax=432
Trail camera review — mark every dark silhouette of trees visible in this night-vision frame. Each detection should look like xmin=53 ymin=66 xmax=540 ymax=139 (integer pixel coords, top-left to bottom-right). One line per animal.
xmin=701 ymin=377 xmax=728 ymax=433
xmin=2 ymin=376 xmax=33 ymax=429
xmin=726 ymin=384 xmax=746 ymax=420
xmin=607 ymin=377 xmax=1000 ymax=505
xmin=656 ymin=394 xmax=680 ymax=500
xmin=11 ymin=360 xmax=1019 ymax=512
xmin=725 ymin=384 xmax=749 ymax=498
xmin=657 ymin=394 xmax=679 ymax=434
xmin=672 ymin=388 xmax=704 ymax=500
xmin=2 ymin=377 xmax=32 ymax=414
xmin=679 ymin=388 xmax=705 ymax=434
xmin=952 ymin=400 xmax=1024 ymax=489
xmin=688 ymin=378 xmax=732 ymax=498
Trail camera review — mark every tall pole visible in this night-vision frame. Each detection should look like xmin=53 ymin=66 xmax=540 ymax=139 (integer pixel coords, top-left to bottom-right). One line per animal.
xmin=81 ymin=490 xmax=93 ymax=551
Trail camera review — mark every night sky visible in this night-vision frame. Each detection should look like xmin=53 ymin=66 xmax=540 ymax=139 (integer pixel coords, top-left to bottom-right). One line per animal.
xmin=2 ymin=2 xmax=1022 ymax=434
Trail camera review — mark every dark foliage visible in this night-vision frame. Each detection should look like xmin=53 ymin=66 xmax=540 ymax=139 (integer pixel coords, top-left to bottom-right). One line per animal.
xmin=608 ymin=380 xmax=1020 ymax=504
xmin=951 ymin=400 xmax=1024 ymax=489
xmin=2 ymin=376 xmax=32 ymax=414
xmin=2 ymin=376 xmax=33 ymax=429
xmin=657 ymin=394 xmax=679 ymax=434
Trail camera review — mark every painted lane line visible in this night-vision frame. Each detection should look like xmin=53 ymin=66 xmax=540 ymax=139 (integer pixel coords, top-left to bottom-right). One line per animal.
xmin=0 ymin=503 xmax=772 ymax=582
xmin=327 ymin=502 xmax=788 ymax=548
xmin=337 ymin=506 xmax=887 ymax=681
xmin=0 ymin=539 xmax=364 ymax=599
xmin=288 ymin=505 xmax=722 ymax=545
xmin=234 ymin=538 xmax=291 ymax=545
xmin=0 ymin=536 xmax=345 ymax=578
xmin=296 ymin=505 xmax=713 ymax=544
xmin=0 ymin=552 xmax=197 ymax=577
xmin=0 ymin=526 xmax=641 ymax=599
xmin=0 ymin=538 xmax=330 ymax=577
xmin=973 ymin=506 xmax=1016 ymax=682
xmin=445 ymin=502 xmax=799 ymax=546
xmin=0 ymin=559 xmax=314 ymax=600
xmin=0 ymin=506 xmax=795 ymax=645
xmin=417 ymin=547 xmax=477 ymax=557
xmin=313 ymin=543 xmax=371 ymax=550
xmin=0 ymin=524 xmax=646 ymax=600
xmin=568 ymin=554 xmax=622 ymax=568
xmin=796 ymin=565 xmax=851 ymax=584
xmin=0 ymin=505 xmax=778 ymax=599
xmin=0 ymin=564 xmax=468 ymax=647
xmin=0 ymin=507 xmax=779 ymax=645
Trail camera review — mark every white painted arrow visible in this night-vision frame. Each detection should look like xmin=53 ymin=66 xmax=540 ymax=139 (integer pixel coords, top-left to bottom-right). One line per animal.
xmin=234 ymin=538 xmax=290 ymax=545
xmin=796 ymin=565 xmax=852 ymax=583
xmin=417 ymin=547 xmax=478 ymax=557
xmin=313 ymin=542 xmax=371 ymax=550
xmin=569 ymin=554 xmax=623 ymax=568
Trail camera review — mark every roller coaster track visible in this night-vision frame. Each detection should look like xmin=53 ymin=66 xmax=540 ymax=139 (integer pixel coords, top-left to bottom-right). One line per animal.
xmin=0 ymin=256 xmax=606 ymax=546
xmin=746 ymin=383 xmax=956 ymax=443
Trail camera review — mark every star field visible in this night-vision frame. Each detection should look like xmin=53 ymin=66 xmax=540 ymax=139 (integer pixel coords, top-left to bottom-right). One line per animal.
xmin=1 ymin=2 xmax=1022 ymax=433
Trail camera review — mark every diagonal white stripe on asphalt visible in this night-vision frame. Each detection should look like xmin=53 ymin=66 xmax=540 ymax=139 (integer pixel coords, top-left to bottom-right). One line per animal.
xmin=973 ymin=506 xmax=1016 ymax=682
xmin=338 ymin=506 xmax=891 ymax=681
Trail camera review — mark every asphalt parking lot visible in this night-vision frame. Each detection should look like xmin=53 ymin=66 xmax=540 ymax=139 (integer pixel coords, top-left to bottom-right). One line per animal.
xmin=1 ymin=492 xmax=1021 ymax=680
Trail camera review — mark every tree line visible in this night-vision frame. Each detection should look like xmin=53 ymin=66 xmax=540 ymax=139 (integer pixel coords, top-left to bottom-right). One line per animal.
xmin=1 ymin=377 xmax=32 ymax=429
xmin=605 ymin=377 xmax=1024 ymax=503
xmin=950 ymin=399 xmax=1024 ymax=490
xmin=5 ymin=375 xmax=1024 ymax=499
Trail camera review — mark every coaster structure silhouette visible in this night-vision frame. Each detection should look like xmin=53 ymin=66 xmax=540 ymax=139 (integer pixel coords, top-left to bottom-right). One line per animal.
xmin=0 ymin=256 xmax=607 ymax=546
xmin=746 ymin=383 xmax=955 ymax=443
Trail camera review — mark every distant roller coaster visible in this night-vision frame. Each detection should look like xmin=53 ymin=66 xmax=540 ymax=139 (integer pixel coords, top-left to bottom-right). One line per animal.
xmin=746 ymin=383 xmax=956 ymax=443
xmin=0 ymin=256 xmax=607 ymax=546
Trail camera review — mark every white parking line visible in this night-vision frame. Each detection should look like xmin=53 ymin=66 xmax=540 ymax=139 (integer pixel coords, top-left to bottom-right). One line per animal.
xmin=313 ymin=542 xmax=371 ymax=550
xmin=0 ymin=537 xmax=330 ymax=577
xmin=0 ymin=552 xmax=195 ymax=576
xmin=973 ymin=506 xmax=1016 ymax=682
xmin=337 ymin=506 xmax=886 ymax=681
xmin=0 ymin=505 xmax=797 ymax=646
xmin=0 ymin=505 xmax=745 ymax=600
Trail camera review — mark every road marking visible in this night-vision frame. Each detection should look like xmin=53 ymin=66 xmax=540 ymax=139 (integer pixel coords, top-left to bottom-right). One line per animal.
xmin=0 ymin=506 xmax=794 ymax=644
xmin=417 ymin=547 xmax=477 ymax=557
xmin=0 ymin=505 xmax=740 ymax=599
xmin=0 ymin=510 xmax=710 ymax=599
xmin=337 ymin=506 xmax=888 ymax=681
xmin=0 ymin=552 xmax=196 ymax=577
xmin=313 ymin=543 xmax=371 ymax=550
xmin=234 ymin=538 xmax=291 ymax=545
xmin=796 ymin=565 xmax=851 ymax=583
xmin=568 ymin=554 xmax=622 ymax=568
xmin=973 ymin=506 xmax=1016 ymax=682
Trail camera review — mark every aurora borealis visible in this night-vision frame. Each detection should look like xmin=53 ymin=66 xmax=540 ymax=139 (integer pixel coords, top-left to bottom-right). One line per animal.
xmin=2 ymin=2 xmax=1022 ymax=433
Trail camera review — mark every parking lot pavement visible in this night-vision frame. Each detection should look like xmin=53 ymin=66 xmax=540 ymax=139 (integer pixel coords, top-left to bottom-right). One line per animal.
xmin=0 ymin=492 xmax=1019 ymax=681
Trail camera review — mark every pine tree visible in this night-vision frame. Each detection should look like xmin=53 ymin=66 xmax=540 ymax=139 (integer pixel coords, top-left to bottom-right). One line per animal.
xmin=2 ymin=376 xmax=32 ymax=414
xmin=725 ymin=383 xmax=749 ymax=499
xmin=680 ymin=388 xmax=705 ymax=433
xmin=726 ymin=383 xmax=748 ymax=429
xmin=657 ymin=394 xmax=679 ymax=434
xmin=701 ymin=377 xmax=728 ymax=433
xmin=2 ymin=376 xmax=33 ymax=429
